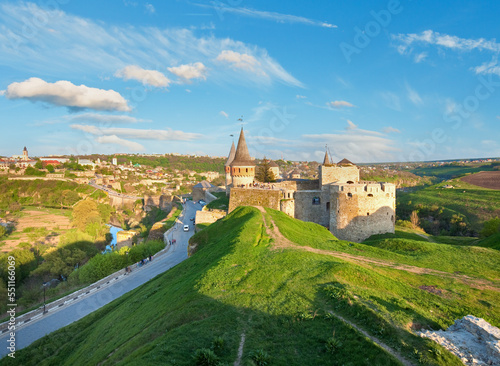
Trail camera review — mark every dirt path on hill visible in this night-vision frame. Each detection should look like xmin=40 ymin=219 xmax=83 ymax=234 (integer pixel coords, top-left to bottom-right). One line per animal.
xmin=415 ymin=232 xmax=435 ymax=243
xmin=254 ymin=207 xmax=500 ymax=292
xmin=326 ymin=310 xmax=415 ymax=366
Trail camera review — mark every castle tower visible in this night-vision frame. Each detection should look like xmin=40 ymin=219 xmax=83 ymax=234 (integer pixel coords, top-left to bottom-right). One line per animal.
xmin=225 ymin=141 xmax=236 ymax=194
xmin=22 ymin=146 xmax=28 ymax=161
xmin=322 ymin=150 xmax=332 ymax=165
xmin=268 ymin=160 xmax=280 ymax=180
xmin=230 ymin=128 xmax=255 ymax=188
xmin=319 ymin=148 xmax=360 ymax=187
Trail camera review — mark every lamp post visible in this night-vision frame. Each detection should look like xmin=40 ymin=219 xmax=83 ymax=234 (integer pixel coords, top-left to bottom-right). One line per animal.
xmin=42 ymin=282 xmax=48 ymax=314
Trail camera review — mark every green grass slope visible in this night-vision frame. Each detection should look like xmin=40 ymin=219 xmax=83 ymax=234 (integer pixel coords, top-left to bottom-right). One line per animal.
xmin=397 ymin=178 xmax=500 ymax=234
xmin=5 ymin=207 xmax=500 ymax=365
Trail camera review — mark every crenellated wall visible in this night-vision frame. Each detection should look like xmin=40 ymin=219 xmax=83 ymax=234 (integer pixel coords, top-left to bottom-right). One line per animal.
xmin=320 ymin=165 xmax=360 ymax=186
xmin=330 ymin=182 xmax=395 ymax=242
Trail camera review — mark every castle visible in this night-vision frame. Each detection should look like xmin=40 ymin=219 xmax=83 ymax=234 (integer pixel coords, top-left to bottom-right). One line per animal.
xmin=225 ymin=128 xmax=396 ymax=242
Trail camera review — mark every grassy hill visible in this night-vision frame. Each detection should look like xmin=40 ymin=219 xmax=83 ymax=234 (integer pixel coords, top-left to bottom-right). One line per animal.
xmin=410 ymin=162 xmax=500 ymax=180
xmin=397 ymin=178 xmax=500 ymax=235
xmin=5 ymin=207 xmax=500 ymax=366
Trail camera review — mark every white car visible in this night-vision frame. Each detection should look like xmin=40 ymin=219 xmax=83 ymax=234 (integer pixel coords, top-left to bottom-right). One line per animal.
xmin=183 ymin=225 xmax=189 ymax=232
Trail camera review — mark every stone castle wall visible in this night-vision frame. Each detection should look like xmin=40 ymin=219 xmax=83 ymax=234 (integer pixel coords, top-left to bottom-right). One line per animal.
xmin=320 ymin=165 xmax=359 ymax=185
xmin=293 ymin=190 xmax=330 ymax=227
xmin=228 ymin=188 xmax=281 ymax=213
xmin=277 ymin=179 xmax=319 ymax=191
xmin=330 ymin=183 xmax=395 ymax=242
xmin=280 ymin=198 xmax=295 ymax=217
xmin=144 ymin=194 xmax=173 ymax=211
xmin=195 ymin=209 xmax=227 ymax=225
xmin=204 ymin=190 xmax=217 ymax=204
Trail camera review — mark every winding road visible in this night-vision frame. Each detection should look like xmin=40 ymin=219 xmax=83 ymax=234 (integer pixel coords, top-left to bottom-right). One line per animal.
xmin=0 ymin=200 xmax=202 ymax=359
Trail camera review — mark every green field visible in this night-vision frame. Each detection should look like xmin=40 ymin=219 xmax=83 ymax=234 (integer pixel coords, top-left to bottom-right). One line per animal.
xmin=410 ymin=162 xmax=500 ymax=180
xmin=396 ymin=178 xmax=500 ymax=236
xmin=6 ymin=206 xmax=499 ymax=366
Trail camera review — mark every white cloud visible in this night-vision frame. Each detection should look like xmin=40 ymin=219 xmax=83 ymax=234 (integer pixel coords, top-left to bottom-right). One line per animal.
xmin=302 ymin=131 xmax=398 ymax=163
xmin=96 ymin=135 xmax=145 ymax=151
xmin=115 ymin=65 xmax=170 ymax=87
xmin=216 ymin=50 xmax=264 ymax=75
xmin=71 ymin=124 xmax=202 ymax=141
xmin=220 ymin=111 xmax=229 ymax=118
xmin=327 ymin=100 xmax=354 ymax=109
xmin=383 ymin=126 xmax=401 ymax=133
xmin=63 ymin=113 xmax=148 ymax=124
xmin=346 ymin=120 xmax=357 ymax=130
xmin=3 ymin=77 xmax=130 ymax=112
xmin=168 ymin=62 xmax=207 ymax=81
xmin=414 ymin=52 xmax=427 ymax=63
xmin=0 ymin=3 xmax=302 ymax=88
xmin=473 ymin=58 xmax=500 ymax=76
xmin=296 ymin=95 xmax=307 ymax=99
xmin=145 ymin=3 xmax=155 ymax=14
xmin=406 ymin=84 xmax=423 ymax=105
xmin=393 ymin=30 xmax=500 ymax=54
xmin=193 ymin=3 xmax=336 ymax=28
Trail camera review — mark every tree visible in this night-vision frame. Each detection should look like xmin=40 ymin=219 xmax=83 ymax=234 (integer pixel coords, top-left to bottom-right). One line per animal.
xmin=410 ymin=210 xmax=420 ymax=230
xmin=72 ymin=200 xmax=101 ymax=232
xmin=480 ymin=217 xmax=500 ymax=238
xmin=35 ymin=160 xmax=43 ymax=169
xmin=0 ymin=226 xmax=6 ymax=238
xmin=255 ymin=157 xmax=277 ymax=183
xmin=46 ymin=164 xmax=55 ymax=173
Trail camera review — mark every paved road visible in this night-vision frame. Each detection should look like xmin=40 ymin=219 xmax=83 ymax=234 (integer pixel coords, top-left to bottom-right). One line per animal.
xmin=89 ymin=180 xmax=142 ymax=200
xmin=0 ymin=200 xmax=202 ymax=359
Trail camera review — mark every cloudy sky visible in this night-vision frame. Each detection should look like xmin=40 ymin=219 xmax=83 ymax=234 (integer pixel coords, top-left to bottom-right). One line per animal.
xmin=1 ymin=1 xmax=499 ymax=163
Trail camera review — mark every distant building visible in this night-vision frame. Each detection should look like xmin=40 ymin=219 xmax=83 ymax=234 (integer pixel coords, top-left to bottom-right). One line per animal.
xmin=8 ymin=147 xmax=37 ymax=168
xmin=40 ymin=157 xmax=70 ymax=164
xmin=288 ymin=169 xmax=301 ymax=179
xmin=78 ymin=159 xmax=96 ymax=168
xmin=268 ymin=160 xmax=280 ymax=180
xmin=112 ymin=157 xmax=118 ymax=165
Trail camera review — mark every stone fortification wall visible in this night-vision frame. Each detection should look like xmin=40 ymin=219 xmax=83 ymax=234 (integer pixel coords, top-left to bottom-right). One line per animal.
xmin=280 ymin=199 xmax=295 ymax=217
xmin=229 ymin=188 xmax=281 ymax=212
xmin=204 ymin=190 xmax=217 ymax=204
xmin=277 ymin=179 xmax=319 ymax=191
xmin=144 ymin=194 xmax=172 ymax=211
xmin=293 ymin=190 xmax=330 ymax=227
xmin=195 ymin=209 xmax=227 ymax=225
xmin=330 ymin=182 xmax=395 ymax=242
xmin=116 ymin=230 xmax=138 ymax=249
xmin=192 ymin=187 xmax=205 ymax=202
xmin=320 ymin=165 xmax=359 ymax=186
xmin=109 ymin=195 xmax=137 ymax=209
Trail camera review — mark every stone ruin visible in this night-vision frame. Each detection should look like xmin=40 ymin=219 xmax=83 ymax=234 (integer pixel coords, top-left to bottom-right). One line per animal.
xmin=419 ymin=315 xmax=500 ymax=365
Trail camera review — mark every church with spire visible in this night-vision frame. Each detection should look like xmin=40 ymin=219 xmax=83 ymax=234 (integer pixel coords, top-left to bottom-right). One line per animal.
xmin=224 ymin=129 xmax=396 ymax=243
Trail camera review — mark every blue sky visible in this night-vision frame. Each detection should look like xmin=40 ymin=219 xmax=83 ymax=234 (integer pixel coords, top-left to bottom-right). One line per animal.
xmin=1 ymin=0 xmax=499 ymax=163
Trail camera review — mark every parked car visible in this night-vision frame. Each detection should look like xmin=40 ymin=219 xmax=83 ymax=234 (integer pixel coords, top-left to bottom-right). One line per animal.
xmin=190 ymin=217 xmax=195 ymax=221
xmin=183 ymin=225 xmax=189 ymax=232
xmin=199 ymin=200 xmax=206 ymax=205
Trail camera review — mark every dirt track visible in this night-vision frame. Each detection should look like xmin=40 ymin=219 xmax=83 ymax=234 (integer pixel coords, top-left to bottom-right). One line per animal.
xmin=255 ymin=206 xmax=500 ymax=292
